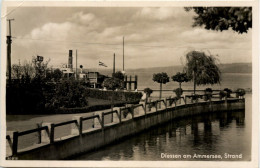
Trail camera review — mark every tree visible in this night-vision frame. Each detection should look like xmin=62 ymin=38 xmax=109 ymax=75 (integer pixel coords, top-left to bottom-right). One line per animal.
xmin=103 ymin=77 xmax=124 ymax=111
xmin=153 ymin=72 xmax=169 ymax=107
xmin=143 ymin=87 xmax=153 ymax=102
xmin=185 ymin=7 xmax=252 ymax=34
xmin=184 ymin=51 xmax=221 ymax=94
xmin=32 ymin=57 xmax=50 ymax=83
xmin=22 ymin=60 xmax=35 ymax=81
xmin=11 ymin=64 xmax=22 ymax=80
xmin=53 ymin=69 xmax=63 ymax=82
xmin=171 ymin=72 xmax=190 ymax=89
xmin=112 ymin=71 xmax=125 ymax=81
xmin=46 ymin=68 xmax=63 ymax=82
xmin=144 ymin=88 xmax=153 ymax=97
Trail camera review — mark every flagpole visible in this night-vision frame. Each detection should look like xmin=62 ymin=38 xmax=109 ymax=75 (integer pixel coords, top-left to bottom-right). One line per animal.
xmin=97 ymin=60 xmax=99 ymax=73
xmin=97 ymin=60 xmax=99 ymax=88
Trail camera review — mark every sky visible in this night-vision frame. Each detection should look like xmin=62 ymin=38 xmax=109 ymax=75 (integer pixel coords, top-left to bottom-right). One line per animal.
xmin=6 ymin=7 xmax=252 ymax=70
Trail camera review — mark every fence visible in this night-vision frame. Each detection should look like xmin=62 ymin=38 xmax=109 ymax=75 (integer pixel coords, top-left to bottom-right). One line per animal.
xmin=6 ymin=91 xmax=245 ymax=157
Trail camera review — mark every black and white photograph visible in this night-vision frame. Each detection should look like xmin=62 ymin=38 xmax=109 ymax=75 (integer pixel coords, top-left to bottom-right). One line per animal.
xmin=0 ymin=1 xmax=259 ymax=167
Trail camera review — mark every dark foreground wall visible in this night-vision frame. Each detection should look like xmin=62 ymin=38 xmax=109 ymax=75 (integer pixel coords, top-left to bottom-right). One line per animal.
xmin=12 ymin=99 xmax=245 ymax=160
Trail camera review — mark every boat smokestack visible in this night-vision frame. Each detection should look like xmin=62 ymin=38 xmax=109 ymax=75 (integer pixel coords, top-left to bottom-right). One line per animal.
xmin=68 ymin=50 xmax=73 ymax=69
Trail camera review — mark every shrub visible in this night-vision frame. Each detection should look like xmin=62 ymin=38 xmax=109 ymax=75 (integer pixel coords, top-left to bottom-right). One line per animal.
xmin=102 ymin=77 xmax=124 ymax=90
xmin=236 ymin=88 xmax=246 ymax=97
xmin=112 ymin=71 xmax=125 ymax=81
xmin=84 ymin=88 xmax=142 ymax=102
xmin=224 ymin=88 xmax=232 ymax=98
xmin=205 ymin=88 xmax=213 ymax=93
xmin=204 ymin=88 xmax=213 ymax=101
xmin=174 ymin=88 xmax=183 ymax=99
xmin=144 ymin=88 xmax=153 ymax=97
xmin=191 ymin=94 xmax=201 ymax=101
xmin=219 ymin=90 xmax=226 ymax=99
xmin=50 ymin=79 xmax=88 ymax=108
xmin=6 ymin=83 xmax=45 ymax=114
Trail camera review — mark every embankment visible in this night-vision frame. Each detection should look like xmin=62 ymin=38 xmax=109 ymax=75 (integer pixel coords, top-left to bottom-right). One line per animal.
xmin=7 ymin=98 xmax=245 ymax=160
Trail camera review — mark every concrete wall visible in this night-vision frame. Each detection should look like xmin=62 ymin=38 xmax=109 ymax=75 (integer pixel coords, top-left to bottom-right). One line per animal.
xmin=13 ymin=99 xmax=245 ymax=160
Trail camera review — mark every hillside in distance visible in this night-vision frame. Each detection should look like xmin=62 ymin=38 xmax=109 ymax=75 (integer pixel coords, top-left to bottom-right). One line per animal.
xmin=219 ymin=63 xmax=252 ymax=73
xmin=87 ymin=63 xmax=252 ymax=76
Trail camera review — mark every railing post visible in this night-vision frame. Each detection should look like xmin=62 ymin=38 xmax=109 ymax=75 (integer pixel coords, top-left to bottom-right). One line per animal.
xmin=71 ymin=116 xmax=82 ymax=136
xmin=111 ymin=110 xmax=113 ymax=123
xmin=139 ymin=104 xmax=145 ymax=116
xmin=148 ymin=99 xmax=151 ymax=112
xmin=163 ymin=98 xmax=167 ymax=108
xmin=119 ymin=108 xmax=122 ymax=123
xmin=36 ymin=123 xmax=42 ymax=144
xmin=41 ymin=123 xmax=52 ymax=143
xmin=113 ymin=107 xmax=120 ymax=123
xmin=94 ymin=111 xmax=102 ymax=128
xmin=131 ymin=106 xmax=134 ymax=119
xmin=144 ymin=103 xmax=147 ymax=114
xmin=50 ymin=124 xmax=55 ymax=144
xmin=101 ymin=112 xmax=105 ymax=129
xmin=12 ymin=131 xmax=18 ymax=156
xmin=155 ymin=101 xmax=158 ymax=111
xmin=6 ymin=132 xmax=14 ymax=157
xmin=79 ymin=117 xmax=83 ymax=135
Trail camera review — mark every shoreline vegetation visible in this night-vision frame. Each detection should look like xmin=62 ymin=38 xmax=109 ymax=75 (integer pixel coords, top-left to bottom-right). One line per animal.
xmin=6 ymin=52 xmax=251 ymax=115
xmin=6 ymin=83 xmax=142 ymax=115
xmin=6 ymin=62 xmax=251 ymax=115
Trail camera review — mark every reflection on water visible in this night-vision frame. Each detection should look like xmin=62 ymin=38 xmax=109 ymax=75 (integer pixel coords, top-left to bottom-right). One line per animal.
xmin=73 ymin=110 xmax=251 ymax=161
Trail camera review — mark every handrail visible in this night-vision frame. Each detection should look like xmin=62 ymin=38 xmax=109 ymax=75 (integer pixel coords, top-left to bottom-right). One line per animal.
xmin=102 ymin=110 xmax=120 ymax=126
xmin=120 ymin=106 xmax=131 ymax=111
xmin=17 ymin=126 xmax=49 ymax=136
xmin=103 ymin=110 xmax=118 ymax=116
xmin=132 ymin=104 xmax=145 ymax=112
xmin=132 ymin=104 xmax=143 ymax=108
xmin=81 ymin=115 xmax=103 ymax=130
xmin=81 ymin=115 xmax=99 ymax=121
xmin=54 ymin=120 xmax=78 ymax=128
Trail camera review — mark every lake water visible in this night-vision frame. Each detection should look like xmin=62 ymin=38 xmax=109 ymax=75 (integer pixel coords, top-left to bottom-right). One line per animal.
xmin=73 ymin=94 xmax=251 ymax=161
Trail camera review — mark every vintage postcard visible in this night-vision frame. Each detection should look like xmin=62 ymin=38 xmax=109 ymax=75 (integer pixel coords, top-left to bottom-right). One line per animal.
xmin=0 ymin=0 xmax=259 ymax=167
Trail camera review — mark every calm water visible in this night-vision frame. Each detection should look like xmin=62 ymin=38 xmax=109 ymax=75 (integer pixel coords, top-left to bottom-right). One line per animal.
xmin=73 ymin=94 xmax=251 ymax=161
xmin=136 ymin=72 xmax=252 ymax=91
